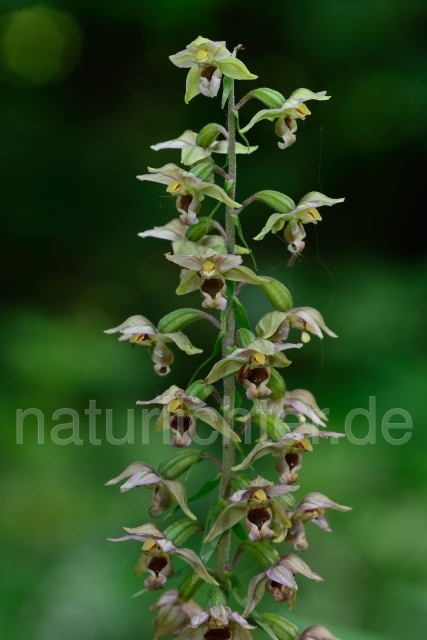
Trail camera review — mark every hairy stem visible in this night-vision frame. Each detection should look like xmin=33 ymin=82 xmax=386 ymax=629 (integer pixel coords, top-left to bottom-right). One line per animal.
xmin=215 ymin=84 xmax=237 ymax=577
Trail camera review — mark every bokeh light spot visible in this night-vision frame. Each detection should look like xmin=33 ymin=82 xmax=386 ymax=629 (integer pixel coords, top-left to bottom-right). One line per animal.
xmin=1 ymin=5 xmax=82 ymax=86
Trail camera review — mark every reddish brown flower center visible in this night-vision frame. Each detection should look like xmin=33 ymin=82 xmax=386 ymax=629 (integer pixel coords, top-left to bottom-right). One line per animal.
xmin=204 ymin=627 xmax=232 ymax=640
xmin=200 ymin=65 xmax=217 ymax=81
xmin=179 ymin=194 xmax=193 ymax=212
xmin=247 ymin=367 xmax=269 ymax=386
xmin=285 ymin=452 xmax=300 ymax=469
xmin=201 ymin=277 xmax=224 ymax=297
xmin=247 ymin=507 xmax=271 ymax=529
xmin=148 ymin=556 xmax=168 ymax=576
xmin=170 ymin=415 xmax=191 ymax=434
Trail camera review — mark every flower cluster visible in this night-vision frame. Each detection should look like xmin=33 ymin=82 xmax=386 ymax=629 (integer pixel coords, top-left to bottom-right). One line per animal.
xmin=105 ymin=35 xmax=347 ymax=640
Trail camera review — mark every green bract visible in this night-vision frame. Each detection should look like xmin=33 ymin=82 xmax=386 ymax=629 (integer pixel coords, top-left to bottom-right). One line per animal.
xmin=169 ymin=36 xmax=257 ymax=103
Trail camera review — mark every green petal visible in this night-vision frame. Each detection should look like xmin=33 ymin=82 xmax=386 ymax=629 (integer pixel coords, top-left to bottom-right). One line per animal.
xmin=254 ymin=213 xmax=291 ymax=240
xmin=194 ymin=406 xmax=241 ymax=442
xmin=218 ymin=57 xmax=258 ymax=80
xmin=243 ymin=574 xmax=269 ymax=617
xmin=204 ymin=503 xmax=247 ymax=542
xmin=239 ymin=107 xmax=283 ymax=134
xmin=198 ymin=182 xmax=241 ymax=208
xmin=204 ymin=357 xmax=244 ymax=384
xmin=225 ymin=265 xmax=266 ymax=285
xmin=287 ymin=88 xmax=330 ymax=103
xmin=162 ymin=484 xmax=197 ymax=520
xmin=256 ymin=311 xmax=289 ymax=339
xmin=172 ymin=547 xmax=219 ymax=585
xmin=163 ymin=331 xmax=203 ymax=355
xmin=185 ymin=66 xmax=202 ymax=104
xmin=181 ymin=145 xmax=210 ymax=165
xmin=169 ymin=49 xmax=196 ymax=69
xmin=176 ymin=270 xmax=201 ymax=295
xmin=232 ymin=441 xmax=281 ymax=471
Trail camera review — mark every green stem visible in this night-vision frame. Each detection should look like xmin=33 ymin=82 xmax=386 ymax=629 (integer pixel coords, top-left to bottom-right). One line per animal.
xmin=215 ymin=83 xmax=237 ymax=577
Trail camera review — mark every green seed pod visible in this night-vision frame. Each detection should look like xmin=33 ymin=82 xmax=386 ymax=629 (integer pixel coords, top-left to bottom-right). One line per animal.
xmin=236 ymin=328 xmax=256 ymax=348
xmin=207 ymin=586 xmax=228 ymax=609
xmin=163 ymin=518 xmax=204 ymax=547
xmin=268 ymin=367 xmax=287 ymax=400
xmin=259 ymin=613 xmax=299 ymax=640
xmin=185 ymin=216 xmax=214 ymax=242
xmin=158 ymin=449 xmax=201 ymax=480
xmin=190 ymin=162 xmax=215 ymax=181
xmin=251 ymin=190 xmax=295 ymax=213
xmin=247 ymin=87 xmax=285 ymax=108
xmin=185 ymin=379 xmax=215 ymax=401
xmin=231 ymin=472 xmax=252 ymax=492
xmin=158 ymin=308 xmax=215 ymax=333
xmin=239 ymin=540 xmax=281 ymax=568
xmin=260 ymin=277 xmax=293 ymax=312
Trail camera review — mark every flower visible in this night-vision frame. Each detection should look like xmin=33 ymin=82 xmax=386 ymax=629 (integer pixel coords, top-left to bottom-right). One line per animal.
xmin=204 ymin=476 xmax=297 ymax=544
xmin=151 ymin=128 xmax=257 ymax=167
xmin=106 ymin=461 xmax=196 ymax=520
xmin=262 ymin=388 xmax=329 ymax=427
xmin=169 ymin=36 xmax=257 ymax=103
xmin=243 ymin=553 xmax=323 ymax=615
xmin=108 ymin=523 xmax=218 ymax=590
xmin=137 ymin=385 xmax=240 ymax=447
xmin=151 ymin=590 xmax=203 ymax=640
xmin=286 ymin=493 xmax=351 ymax=550
xmin=137 ymin=164 xmax=241 ymax=226
xmin=253 ymin=191 xmax=345 ymax=255
xmin=166 ymin=241 xmax=265 ymax=311
xmin=256 ymin=308 xmax=337 ymax=344
xmin=104 ymin=315 xmax=202 ymax=376
xmin=177 ymin=604 xmax=256 ymax=640
xmin=298 ymin=626 xmax=341 ymax=640
xmin=204 ymin=338 xmax=302 ymax=400
xmin=232 ymin=424 xmax=344 ymax=485
xmin=239 ymin=88 xmax=330 ymax=149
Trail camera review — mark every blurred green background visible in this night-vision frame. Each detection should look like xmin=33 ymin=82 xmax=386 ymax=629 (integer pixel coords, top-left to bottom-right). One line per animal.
xmin=1 ymin=0 xmax=426 ymax=638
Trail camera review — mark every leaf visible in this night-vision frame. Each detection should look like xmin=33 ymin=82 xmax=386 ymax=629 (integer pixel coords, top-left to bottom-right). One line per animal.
xmin=232 ymin=214 xmax=257 ymax=270
xmin=222 ymin=74 xmax=234 ymax=109
xmin=187 ymin=474 xmax=221 ymax=504
xmin=188 ymin=331 xmax=223 ymax=386
xmin=233 ymin=297 xmax=252 ymax=331
xmin=199 ymin=499 xmax=229 ymax=565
